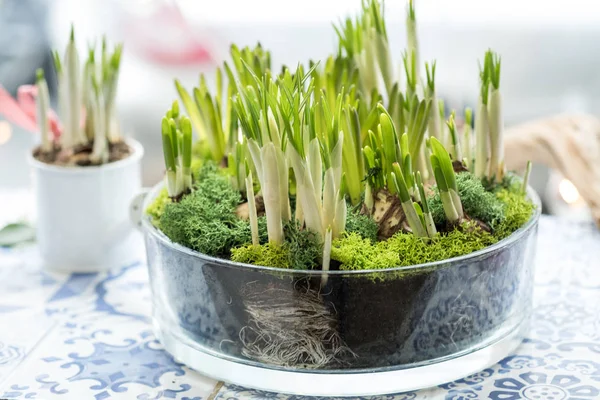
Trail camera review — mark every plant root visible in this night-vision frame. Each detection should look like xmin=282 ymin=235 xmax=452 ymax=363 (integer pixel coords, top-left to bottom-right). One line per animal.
xmin=238 ymin=283 xmax=356 ymax=368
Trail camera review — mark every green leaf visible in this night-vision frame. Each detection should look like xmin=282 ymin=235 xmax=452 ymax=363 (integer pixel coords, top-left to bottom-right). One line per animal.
xmin=171 ymin=100 xmax=180 ymax=119
xmin=416 ymin=171 xmax=429 ymax=213
xmin=169 ymin=118 xmax=179 ymax=160
xmin=174 ymin=79 xmax=203 ymax=139
xmin=0 ymin=223 xmax=35 ymax=247
xmin=392 ymin=162 xmax=410 ymax=202
xmin=161 ymin=117 xmax=175 ymax=171
xmin=432 ymin=160 xmax=448 ymax=192
xmin=429 ymin=137 xmax=458 ymax=192
xmin=181 ymin=117 xmax=192 ymax=168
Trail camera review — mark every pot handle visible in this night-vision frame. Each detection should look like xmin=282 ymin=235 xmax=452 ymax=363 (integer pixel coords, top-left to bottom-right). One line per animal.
xmin=129 ymin=188 xmax=150 ymax=231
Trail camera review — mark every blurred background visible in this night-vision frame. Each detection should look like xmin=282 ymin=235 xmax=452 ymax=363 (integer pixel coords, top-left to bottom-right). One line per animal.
xmin=1 ymin=0 xmax=597 ymax=222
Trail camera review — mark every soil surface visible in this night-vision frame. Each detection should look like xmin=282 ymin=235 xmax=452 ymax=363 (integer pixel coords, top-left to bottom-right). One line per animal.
xmin=33 ymin=140 xmax=132 ymax=167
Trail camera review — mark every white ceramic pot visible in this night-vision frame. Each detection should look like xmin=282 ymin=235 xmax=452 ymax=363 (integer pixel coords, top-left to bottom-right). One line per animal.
xmin=28 ymin=139 xmax=144 ymax=272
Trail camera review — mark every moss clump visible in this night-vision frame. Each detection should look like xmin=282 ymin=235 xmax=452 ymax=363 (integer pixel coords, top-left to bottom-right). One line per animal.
xmin=429 ymin=172 xmax=505 ymax=230
xmin=230 ymin=222 xmax=322 ymax=270
xmin=345 ymin=209 xmax=378 ymax=242
xmin=159 ymin=163 xmax=259 ymax=256
xmin=231 ymin=243 xmax=290 ymax=268
xmin=145 ymin=187 xmax=171 ymax=228
xmin=332 ymin=222 xmax=498 ymax=272
xmin=493 ymin=189 xmax=535 ymax=240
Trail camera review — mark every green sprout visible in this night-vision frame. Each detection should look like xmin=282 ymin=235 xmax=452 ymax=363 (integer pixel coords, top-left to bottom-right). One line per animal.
xmin=406 ymin=0 xmax=419 ymax=78
xmin=234 ymin=63 xmax=295 ymax=245
xmin=340 ymin=102 xmax=365 ymax=206
xmin=244 ymin=164 xmax=260 ymax=246
xmin=446 ymin=111 xmax=461 ymax=161
xmin=462 ymin=107 xmax=473 ymax=169
xmin=406 ymin=95 xmax=432 ymax=177
xmin=474 ymin=53 xmax=491 ymax=179
xmin=429 ymin=136 xmax=464 ymax=224
xmin=174 ymin=44 xmax=265 ymax=165
xmin=402 ymin=50 xmax=418 ymax=99
xmin=47 ymin=28 xmax=123 ymax=162
xmin=416 ymin=171 xmax=437 ymax=236
xmin=425 ymin=61 xmax=443 ymax=142
xmin=160 ymin=104 xmax=193 ymax=199
xmin=390 ymin=162 xmax=427 ymax=238
xmin=334 ymin=0 xmax=394 ymax=99
xmin=486 ymin=50 xmax=504 ymax=182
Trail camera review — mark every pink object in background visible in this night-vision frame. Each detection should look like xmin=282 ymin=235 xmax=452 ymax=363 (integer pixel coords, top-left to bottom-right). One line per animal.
xmin=122 ymin=3 xmax=216 ymax=67
xmin=0 ymin=85 xmax=62 ymax=139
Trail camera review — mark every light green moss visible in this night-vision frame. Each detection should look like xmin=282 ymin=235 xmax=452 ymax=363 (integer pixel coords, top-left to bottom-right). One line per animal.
xmin=493 ymin=189 xmax=535 ymax=240
xmin=332 ymin=186 xmax=535 ymax=273
xmin=429 ymin=172 xmax=505 ymax=230
xmin=230 ymin=222 xmax=322 ymax=270
xmin=332 ymin=222 xmax=498 ymax=272
xmin=231 ymin=243 xmax=290 ymax=268
xmin=145 ymin=188 xmax=171 ymax=228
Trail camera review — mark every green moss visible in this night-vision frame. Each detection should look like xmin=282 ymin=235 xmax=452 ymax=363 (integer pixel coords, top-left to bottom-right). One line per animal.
xmin=332 ymin=222 xmax=498 ymax=273
xmin=345 ymin=209 xmax=378 ymax=242
xmin=145 ymin=187 xmax=171 ymax=228
xmin=429 ymin=172 xmax=505 ymax=230
xmin=493 ymin=189 xmax=535 ymax=240
xmin=159 ymin=163 xmax=254 ymax=256
xmin=283 ymin=221 xmax=323 ymax=270
xmin=231 ymin=243 xmax=290 ymax=268
xmin=230 ymin=221 xmax=322 ymax=270
xmin=331 ymin=185 xmax=535 ymax=274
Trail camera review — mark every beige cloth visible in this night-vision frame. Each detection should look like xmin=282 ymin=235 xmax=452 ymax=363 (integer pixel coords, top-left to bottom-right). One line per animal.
xmin=504 ymin=113 xmax=600 ymax=226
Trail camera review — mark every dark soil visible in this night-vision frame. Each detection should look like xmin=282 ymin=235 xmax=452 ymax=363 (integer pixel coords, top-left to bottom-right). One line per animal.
xmin=33 ymin=140 xmax=132 ymax=167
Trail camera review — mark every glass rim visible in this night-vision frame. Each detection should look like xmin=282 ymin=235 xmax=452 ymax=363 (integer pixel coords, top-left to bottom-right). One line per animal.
xmin=141 ymin=181 xmax=541 ymax=276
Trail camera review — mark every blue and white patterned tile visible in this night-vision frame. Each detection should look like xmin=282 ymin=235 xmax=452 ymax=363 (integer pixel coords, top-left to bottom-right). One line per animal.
xmin=0 ymin=309 xmax=55 ymax=386
xmin=90 ymin=262 xmax=153 ymax=322
xmin=0 ymin=247 xmax=65 ymax=314
xmin=436 ymin=355 xmax=600 ymax=400
xmin=0 ymin=315 xmax=217 ymax=399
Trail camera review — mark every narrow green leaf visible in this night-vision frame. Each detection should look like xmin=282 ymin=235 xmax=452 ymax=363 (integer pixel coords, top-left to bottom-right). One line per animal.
xmin=181 ymin=117 xmax=192 ymax=168
xmin=169 ymin=118 xmax=179 ymax=161
xmin=161 ymin=117 xmax=175 ymax=171
xmin=392 ymin=162 xmax=410 ymax=202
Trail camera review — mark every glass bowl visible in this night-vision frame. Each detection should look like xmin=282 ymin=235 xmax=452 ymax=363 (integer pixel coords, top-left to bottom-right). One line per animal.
xmin=141 ymin=183 xmax=540 ymax=396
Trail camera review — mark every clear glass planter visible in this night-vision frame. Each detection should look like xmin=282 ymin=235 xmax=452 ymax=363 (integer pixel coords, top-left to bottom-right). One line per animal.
xmin=141 ymin=184 xmax=541 ymax=396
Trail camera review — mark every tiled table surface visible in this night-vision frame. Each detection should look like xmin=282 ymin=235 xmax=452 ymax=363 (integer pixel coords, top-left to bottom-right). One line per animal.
xmin=0 ymin=216 xmax=599 ymax=400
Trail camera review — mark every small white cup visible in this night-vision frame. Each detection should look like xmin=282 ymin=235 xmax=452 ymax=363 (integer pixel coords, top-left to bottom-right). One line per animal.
xmin=28 ymin=139 xmax=144 ymax=272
